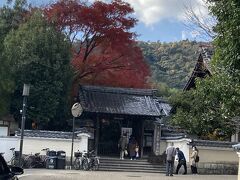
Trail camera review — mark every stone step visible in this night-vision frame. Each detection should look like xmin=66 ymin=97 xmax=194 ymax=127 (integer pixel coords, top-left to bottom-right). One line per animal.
xmin=100 ymin=165 xmax=165 ymax=171
xmin=99 ymin=168 xmax=165 ymax=173
xmin=100 ymin=162 xmax=163 ymax=168
xmin=98 ymin=157 xmax=165 ymax=173
xmin=100 ymin=157 xmax=151 ymax=163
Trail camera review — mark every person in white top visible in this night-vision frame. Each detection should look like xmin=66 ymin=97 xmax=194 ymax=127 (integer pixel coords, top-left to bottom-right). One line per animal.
xmin=190 ymin=146 xmax=199 ymax=174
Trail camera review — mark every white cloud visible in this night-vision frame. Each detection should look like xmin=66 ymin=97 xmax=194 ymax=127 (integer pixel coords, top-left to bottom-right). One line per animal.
xmin=89 ymin=0 xmax=210 ymax=27
xmin=124 ymin=0 xmax=209 ymax=26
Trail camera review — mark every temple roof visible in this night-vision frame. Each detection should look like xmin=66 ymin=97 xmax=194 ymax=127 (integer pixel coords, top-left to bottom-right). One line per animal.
xmin=78 ymin=85 xmax=165 ymax=117
xmin=183 ymin=45 xmax=213 ymax=91
xmin=189 ymin=139 xmax=236 ymax=148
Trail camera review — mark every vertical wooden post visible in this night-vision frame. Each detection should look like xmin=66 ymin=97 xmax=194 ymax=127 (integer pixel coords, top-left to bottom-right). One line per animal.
xmin=153 ymin=121 xmax=161 ymax=155
xmin=95 ymin=114 xmax=100 ymax=155
xmin=140 ymin=119 xmax=144 ymax=158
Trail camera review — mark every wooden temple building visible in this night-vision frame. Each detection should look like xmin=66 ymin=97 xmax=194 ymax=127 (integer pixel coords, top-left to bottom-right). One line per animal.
xmin=183 ymin=45 xmax=213 ymax=91
xmin=76 ymin=85 xmax=171 ymax=157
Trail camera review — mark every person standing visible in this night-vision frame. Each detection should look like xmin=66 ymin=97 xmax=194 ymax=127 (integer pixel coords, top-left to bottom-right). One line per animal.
xmin=128 ymin=136 xmax=137 ymax=160
xmin=175 ymin=147 xmax=187 ymax=175
xmin=135 ymin=145 xmax=139 ymax=159
xmin=190 ymin=146 xmax=199 ymax=174
xmin=118 ymin=133 xmax=128 ymax=160
xmin=165 ymin=143 xmax=176 ymax=176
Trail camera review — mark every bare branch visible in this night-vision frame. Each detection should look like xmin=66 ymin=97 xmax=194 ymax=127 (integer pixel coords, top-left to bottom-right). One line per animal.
xmin=183 ymin=0 xmax=217 ymax=41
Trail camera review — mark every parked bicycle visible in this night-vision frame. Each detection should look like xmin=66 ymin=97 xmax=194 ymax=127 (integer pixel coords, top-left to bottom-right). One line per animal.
xmin=84 ymin=150 xmax=100 ymax=171
xmin=24 ymin=148 xmax=49 ymax=168
xmin=74 ymin=150 xmax=88 ymax=170
xmin=74 ymin=150 xmax=99 ymax=171
xmin=8 ymin=148 xmax=24 ymax=168
xmin=88 ymin=150 xmax=100 ymax=171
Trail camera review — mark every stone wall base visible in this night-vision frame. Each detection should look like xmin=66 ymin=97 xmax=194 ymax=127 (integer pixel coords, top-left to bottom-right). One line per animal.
xmin=183 ymin=162 xmax=238 ymax=175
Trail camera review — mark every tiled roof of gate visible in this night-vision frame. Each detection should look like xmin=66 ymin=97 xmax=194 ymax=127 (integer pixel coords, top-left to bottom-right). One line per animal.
xmin=78 ymin=85 xmax=164 ymax=117
xmin=189 ymin=139 xmax=236 ymax=148
xmin=160 ymin=126 xmax=188 ymax=140
xmin=15 ymin=129 xmax=88 ymax=139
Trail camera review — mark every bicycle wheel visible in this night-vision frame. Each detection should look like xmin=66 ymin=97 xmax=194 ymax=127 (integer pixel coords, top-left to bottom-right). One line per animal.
xmin=74 ymin=158 xmax=81 ymax=170
xmin=12 ymin=158 xmax=24 ymax=167
xmin=82 ymin=159 xmax=89 ymax=171
xmin=93 ymin=158 xmax=100 ymax=171
xmin=23 ymin=156 xmax=33 ymax=168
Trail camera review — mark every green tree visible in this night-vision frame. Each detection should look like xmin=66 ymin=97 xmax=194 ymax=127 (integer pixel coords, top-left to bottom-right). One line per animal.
xmin=3 ymin=11 xmax=72 ymax=129
xmin=0 ymin=0 xmax=29 ymax=116
xmin=210 ymin=0 xmax=240 ymax=73
xmin=170 ymin=0 xmax=240 ymax=139
xmin=170 ymin=76 xmax=237 ymax=140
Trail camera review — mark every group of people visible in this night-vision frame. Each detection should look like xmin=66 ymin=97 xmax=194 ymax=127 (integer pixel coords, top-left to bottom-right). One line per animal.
xmin=118 ymin=133 xmax=139 ymax=160
xmin=166 ymin=144 xmax=199 ymax=176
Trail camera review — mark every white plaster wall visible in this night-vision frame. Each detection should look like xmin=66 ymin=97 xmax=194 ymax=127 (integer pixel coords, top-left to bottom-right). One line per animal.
xmin=0 ymin=134 xmax=89 ymax=162
xmin=0 ymin=136 xmax=19 ymax=162
xmin=165 ymin=139 xmax=191 ymax=162
xmin=0 ymin=127 xmax=8 ymax=136
xmin=164 ymin=138 xmax=237 ymax=163
xmin=22 ymin=137 xmax=85 ymax=157
xmin=192 ymin=146 xmax=237 ymax=163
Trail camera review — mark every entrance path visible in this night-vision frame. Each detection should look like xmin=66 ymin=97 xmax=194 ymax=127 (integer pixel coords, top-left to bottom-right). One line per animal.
xmin=19 ymin=169 xmax=237 ymax=180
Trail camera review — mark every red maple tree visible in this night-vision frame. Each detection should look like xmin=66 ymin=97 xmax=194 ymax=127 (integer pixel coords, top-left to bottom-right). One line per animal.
xmin=44 ymin=0 xmax=150 ymax=92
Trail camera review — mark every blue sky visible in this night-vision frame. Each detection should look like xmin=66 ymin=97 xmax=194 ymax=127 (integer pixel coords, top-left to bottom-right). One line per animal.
xmin=0 ymin=0 xmax=210 ymax=42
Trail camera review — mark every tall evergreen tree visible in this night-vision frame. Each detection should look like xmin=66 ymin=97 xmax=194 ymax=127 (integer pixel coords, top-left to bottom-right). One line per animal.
xmin=0 ymin=0 xmax=29 ymax=116
xmin=3 ymin=11 xmax=72 ymax=129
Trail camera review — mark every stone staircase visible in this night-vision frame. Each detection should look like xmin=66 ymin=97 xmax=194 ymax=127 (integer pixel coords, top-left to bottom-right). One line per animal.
xmin=98 ymin=157 xmax=165 ymax=173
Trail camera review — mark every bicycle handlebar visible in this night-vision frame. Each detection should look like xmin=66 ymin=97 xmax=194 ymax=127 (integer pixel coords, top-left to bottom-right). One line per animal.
xmin=10 ymin=148 xmax=15 ymax=151
xmin=41 ymin=148 xmax=49 ymax=151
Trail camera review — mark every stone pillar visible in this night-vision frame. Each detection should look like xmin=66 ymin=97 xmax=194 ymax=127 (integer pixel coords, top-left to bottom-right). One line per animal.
xmin=231 ymin=134 xmax=236 ymax=142
xmin=231 ymin=126 xmax=239 ymax=142
xmin=232 ymin=133 xmax=239 ymax=142
xmin=237 ymin=152 xmax=240 ymax=180
xmin=236 ymin=126 xmax=239 ymax=142
xmin=153 ymin=121 xmax=161 ymax=155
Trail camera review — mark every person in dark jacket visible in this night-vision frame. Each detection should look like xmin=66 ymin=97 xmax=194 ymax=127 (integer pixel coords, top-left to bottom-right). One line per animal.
xmin=128 ymin=136 xmax=137 ymax=160
xmin=175 ymin=147 xmax=187 ymax=175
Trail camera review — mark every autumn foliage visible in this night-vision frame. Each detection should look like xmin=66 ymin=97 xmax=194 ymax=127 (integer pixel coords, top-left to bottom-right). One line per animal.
xmin=44 ymin=0 xmax=150 ymax=91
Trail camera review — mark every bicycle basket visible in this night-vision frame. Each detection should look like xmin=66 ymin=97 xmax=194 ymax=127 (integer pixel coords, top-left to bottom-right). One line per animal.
xmin=74 ymin=152 xmax=82 ymax=157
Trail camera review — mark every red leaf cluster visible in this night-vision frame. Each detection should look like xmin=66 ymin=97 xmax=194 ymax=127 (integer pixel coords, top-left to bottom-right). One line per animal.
xmin=44 ymin=0 xmax=150 ymax=93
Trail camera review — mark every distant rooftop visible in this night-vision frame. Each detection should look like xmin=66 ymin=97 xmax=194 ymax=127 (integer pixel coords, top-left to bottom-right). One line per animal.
xmin=184 ymin=45 xmax=214 ymax=91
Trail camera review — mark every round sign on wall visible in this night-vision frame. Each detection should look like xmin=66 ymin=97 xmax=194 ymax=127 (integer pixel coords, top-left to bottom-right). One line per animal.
xmin=71 ymin=103 xmax=83 ymax=117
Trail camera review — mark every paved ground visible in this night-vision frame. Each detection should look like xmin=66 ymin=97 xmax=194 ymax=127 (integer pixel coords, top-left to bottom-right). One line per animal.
xmin=18 ymin=169 xmax=237 ymax=180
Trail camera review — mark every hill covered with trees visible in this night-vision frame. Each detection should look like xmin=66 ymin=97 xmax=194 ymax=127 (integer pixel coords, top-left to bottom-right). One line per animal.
xmin=138 ymin=40 xmax=201 ymax=92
